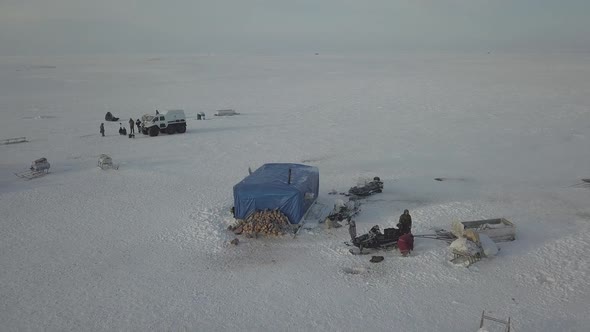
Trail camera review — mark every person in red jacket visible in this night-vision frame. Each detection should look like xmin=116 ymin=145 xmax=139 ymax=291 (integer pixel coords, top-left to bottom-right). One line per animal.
xmin=398 ymin=233 xmax=414 ymax=256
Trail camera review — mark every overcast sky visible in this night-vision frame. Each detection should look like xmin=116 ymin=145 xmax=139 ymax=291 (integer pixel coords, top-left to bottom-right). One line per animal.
xmin=1 ymin=0 xmax=589 ymax=55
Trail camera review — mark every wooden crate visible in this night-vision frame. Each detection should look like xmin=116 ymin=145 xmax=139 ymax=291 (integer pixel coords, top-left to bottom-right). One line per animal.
xmin=460 ymin=218 xmax=515 ymax=242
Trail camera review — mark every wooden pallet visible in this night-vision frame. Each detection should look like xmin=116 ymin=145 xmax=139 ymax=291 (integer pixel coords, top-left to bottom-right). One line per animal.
xmin=1 ymin=137 xmax=27 ymax=145
xmin=479 ymin=310 xmax=511 ymax=332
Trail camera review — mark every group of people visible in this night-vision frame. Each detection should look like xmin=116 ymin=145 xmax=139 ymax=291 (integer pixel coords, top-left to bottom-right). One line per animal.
xmin=99 ymin=117 xmax=143 ymax=137
xmin=347 ymin=209 xmax=412 ymax=240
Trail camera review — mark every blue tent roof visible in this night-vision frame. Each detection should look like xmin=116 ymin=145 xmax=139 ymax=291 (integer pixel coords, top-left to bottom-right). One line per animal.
xmin=233 ymin=163 xmax=319 ymax=224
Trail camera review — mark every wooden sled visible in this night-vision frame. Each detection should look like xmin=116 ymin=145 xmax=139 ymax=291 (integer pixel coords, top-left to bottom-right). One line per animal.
xmin=479 ymin=310 xmax=511 ymax=332
xmin=1 ymin=137 xmax=27 ymax=145
xmin=15 ymin=170 xmax=49 ymax=180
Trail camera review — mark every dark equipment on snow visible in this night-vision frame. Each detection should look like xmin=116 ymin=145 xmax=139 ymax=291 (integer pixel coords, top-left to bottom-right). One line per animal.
xmin=351 ymin=225 xmax=402 ymax=252
xmin=326 ymin=200 xmax=360 ymax=223
xmin=347 ymin=177 xmax=383 ymax=197
xmin=105 ymin=112 xmax=119 ymax=122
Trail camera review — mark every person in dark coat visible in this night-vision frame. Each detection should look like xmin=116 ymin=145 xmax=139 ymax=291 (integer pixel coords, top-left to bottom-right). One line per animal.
xmin=136 ymin=119 xmax=141 ymax=132
xmin=397 ymin=209 xmax=412 ymax=235
xmin=100 ymin=123 xmax=105 ymax=137
xmin=155 ymin=110 xmax=159 ymax=115
xmin=119 ymin=123 xmax=127 ymax=135
xmin=128 ymin=118 xmax=135 ymax=134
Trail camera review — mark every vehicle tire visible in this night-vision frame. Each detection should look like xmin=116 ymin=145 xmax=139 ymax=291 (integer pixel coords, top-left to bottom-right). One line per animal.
xmin=141 ymin=128 xmax=148 ymax=135
xmin=149 ymin=126 xmax=159 ymax=137
xmin=176 ymin=124 xmax=186 ymax=133
xmin=166 ymin=125 xmax=175 ymax=134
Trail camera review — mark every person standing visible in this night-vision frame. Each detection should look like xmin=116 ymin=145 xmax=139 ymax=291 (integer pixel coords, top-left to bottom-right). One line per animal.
xmin=136 ymin=118 xmax=141 ymax=133
xmin=99 ymin=123 xmax=105 ymax=137
xmin=397 ymin=209 xmax=412 ymax=235
xmin=348 ymin=219 xmax=357 ymax=241
xmin=129 ymin=118 xmax=135 ymax=134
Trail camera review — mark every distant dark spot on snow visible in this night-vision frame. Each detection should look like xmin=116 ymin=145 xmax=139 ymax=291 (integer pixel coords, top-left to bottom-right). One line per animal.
xmin=434 ymin=177 xmax=471 ymax=182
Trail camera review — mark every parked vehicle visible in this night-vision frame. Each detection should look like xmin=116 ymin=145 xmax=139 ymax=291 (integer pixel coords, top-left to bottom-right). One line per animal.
xmin=140 ymin=110 xmax=187 ymax=136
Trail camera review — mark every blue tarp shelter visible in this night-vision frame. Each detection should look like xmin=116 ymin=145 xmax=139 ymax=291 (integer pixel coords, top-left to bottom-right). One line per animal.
xmin=233 ymin=163 xmax=319 ymax=224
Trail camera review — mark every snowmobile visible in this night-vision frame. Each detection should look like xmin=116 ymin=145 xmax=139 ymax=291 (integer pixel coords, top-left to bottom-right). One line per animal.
xmin=349 ymin=225 xmax=415 ymax=255
xmin=347 ymin=177 xmax=383 ymax=197
xmin=350 ymin=225 xmax=401 ymax=253
xmin=352 ymin=225 xmax=400 ymax=249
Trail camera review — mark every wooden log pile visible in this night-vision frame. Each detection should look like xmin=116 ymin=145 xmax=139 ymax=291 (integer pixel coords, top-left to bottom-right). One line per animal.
xmin=229 ymin=209 xmax=291 ymax=237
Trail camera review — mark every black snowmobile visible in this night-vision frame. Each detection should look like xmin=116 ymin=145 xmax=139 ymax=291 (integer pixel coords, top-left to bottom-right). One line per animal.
xmin=350 ymin=225 xmax=401 ymax=253
xmin=347 ymin=177 xmax=383 ymax=197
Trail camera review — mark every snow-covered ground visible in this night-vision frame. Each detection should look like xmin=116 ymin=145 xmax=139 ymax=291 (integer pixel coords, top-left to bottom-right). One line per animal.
xmin=1 ymin=53 xmax=589 ymax=331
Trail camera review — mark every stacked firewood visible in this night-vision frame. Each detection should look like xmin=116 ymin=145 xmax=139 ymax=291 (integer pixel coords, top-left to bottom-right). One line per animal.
xmin=229 ymin=209 xmax=291 ymax=237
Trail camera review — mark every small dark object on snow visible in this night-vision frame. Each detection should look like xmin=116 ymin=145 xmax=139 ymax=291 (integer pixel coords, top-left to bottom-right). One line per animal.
xmin=583 ymin=179 xmax=590 ymax=183
xmin=370 ymin=256 xmax=384 ymax=263
xmin=230 ymin=238 xmax=239 ymax=245
xmin=434 ymin=178 xmax=444 ymax=181
xmin=128 ymin=133 xmax=135 ymax=138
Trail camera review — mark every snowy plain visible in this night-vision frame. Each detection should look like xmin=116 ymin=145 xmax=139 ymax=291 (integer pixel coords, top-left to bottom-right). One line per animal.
xmin=1 ymin=53 xmax=589 ymax=331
